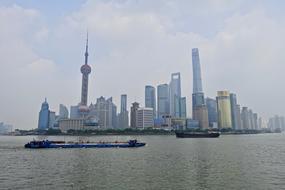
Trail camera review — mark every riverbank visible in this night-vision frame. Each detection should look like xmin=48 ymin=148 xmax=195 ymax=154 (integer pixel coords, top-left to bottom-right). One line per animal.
xmin=8 ymin=128 xmax=282 ymax=136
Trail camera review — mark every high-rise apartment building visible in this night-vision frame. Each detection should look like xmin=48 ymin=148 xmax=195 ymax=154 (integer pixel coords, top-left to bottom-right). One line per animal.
xmin=248 ymin=109 xmax=254 ymax=129
xmin=236 ymin=104 xmax=242 ymax=130
xmin=241 ymin=107 xmax=250 ymax=129
xmin=253 ymin=113 xmax=258 ymax=130
xmin=230 ymin=93 xmax=239 ymax=130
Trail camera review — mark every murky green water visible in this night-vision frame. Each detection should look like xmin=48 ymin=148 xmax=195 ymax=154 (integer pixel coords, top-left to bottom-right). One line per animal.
xmin=0 ymin=134 xmax=284 ymax=190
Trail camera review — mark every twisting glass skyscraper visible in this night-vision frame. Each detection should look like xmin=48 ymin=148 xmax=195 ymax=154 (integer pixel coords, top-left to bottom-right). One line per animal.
xmin=192 ymin=48 xmax=209 ymax=129
xmin=192 ymin=48 xmax=203 ymax=94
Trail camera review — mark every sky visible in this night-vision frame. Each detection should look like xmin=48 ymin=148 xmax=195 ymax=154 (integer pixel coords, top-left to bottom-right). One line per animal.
xmin=0 ymin=0 xmax=285 ymax=129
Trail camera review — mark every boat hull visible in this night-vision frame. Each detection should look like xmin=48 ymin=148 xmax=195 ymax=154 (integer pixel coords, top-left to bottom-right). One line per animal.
xmin=175 ymin=131 xmax=220 ymax=138
xmin=25 ymin=140 xmax=146 ymax=149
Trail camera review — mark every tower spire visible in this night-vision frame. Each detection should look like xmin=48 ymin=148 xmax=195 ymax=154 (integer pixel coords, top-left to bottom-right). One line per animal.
xmin=85 ymin=31 xmax=89 ymax=65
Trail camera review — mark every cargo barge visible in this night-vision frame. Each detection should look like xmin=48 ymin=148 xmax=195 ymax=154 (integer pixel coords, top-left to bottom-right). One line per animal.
xmin=24 ymin=140 xmax=146 ymax=149
xmin=175 ymin=131 xmax=220 ymax=138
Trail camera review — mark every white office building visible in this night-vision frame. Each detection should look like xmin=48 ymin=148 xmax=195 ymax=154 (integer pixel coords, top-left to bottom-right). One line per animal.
xmin=136 ymin=108 xmax=154 ymax=128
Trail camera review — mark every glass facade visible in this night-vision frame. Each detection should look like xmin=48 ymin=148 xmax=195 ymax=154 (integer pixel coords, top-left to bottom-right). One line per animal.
xmin=230 ymin=93 xmax=238 ymax=129
xmin=38 ymin=99 xmax=50 ymax=130
xmin=145 ymin=85 xmax=156 ymax=118
xmin=180 ymin=97 xmax=187 ymax=118
xmin=192 ymin=48 xmax=203 ymax=93
xmin=157 ymin=84 xmax=169 ymax=118
xmin=217 ymin=91 xmax=232 ymax=128
xmin=206 ymin=97 xmax=217 ymax=124
xmin=169 ymin=73 xmax=181 ymax=118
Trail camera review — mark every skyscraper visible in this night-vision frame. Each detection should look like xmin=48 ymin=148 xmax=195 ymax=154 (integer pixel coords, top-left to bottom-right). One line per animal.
xmin=241 ymin=107 xmax=250 ymax=129
xmin=236 ymin=104 xmax=242 ymax=130
xmin=253 ymin=113 xmax=258 ymax=130
xmin=206 ymin=97 xmax=218 ymax=127
xmin=118 ymin=94 xmax=129 ymax=128
xmin=121 ymin=94 xmax=127 ymax=113
xmin=59 ymin=104 xmax=69 ymax=119
xmin=180 ymin=97 xmax=187 ymax=118
xmin=111 ymin=101 xmax=117 ymax=129
xmin=192 ymin=48 xmax=209 ymax=129
xmin=130 ymin=102 xmax=140 ymax=128
xmin=248 ymin=109 xmax=254 ymax=129
xmin=157 ymin=84 xmax=170 ymax=118
xmin=80 ymin=33 xmax=91 ymax=106
xmin=93 ymin=96 xmax=115 ymax=129
xmin=230 ymin=93 xmax=239 ymax=130
xmin=169 ymin=73 xmax=181 ymax=117
xmin=192 ymin=48 xmax=203 ymax=94
xmin=145 ymin=85 xmax=156 ymax=118
xmin=49 ymin=111 xmax=56 ymax=128
xmin=38 ymin=98 xmax=50 ymax=130
xmin=216 ymin=91 xmax=232 ymax=129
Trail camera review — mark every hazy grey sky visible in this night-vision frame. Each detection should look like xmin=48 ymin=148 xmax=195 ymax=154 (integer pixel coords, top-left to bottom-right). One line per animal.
xmin=0 ymin=0 xmax=284 ymax=129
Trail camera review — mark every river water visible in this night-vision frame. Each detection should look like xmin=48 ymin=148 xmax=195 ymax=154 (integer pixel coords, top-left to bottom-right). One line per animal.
xmin=0 ymin=134 xmax=284 ymax=190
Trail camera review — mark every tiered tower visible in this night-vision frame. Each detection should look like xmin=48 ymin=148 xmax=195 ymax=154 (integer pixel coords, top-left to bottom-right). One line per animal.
xmin=80 ymin=33 xmax=91 ymax=106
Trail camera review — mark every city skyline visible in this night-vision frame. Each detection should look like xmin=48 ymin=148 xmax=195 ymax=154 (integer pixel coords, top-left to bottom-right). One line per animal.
xmin=1 ymin=1 xmax=285 ymax=129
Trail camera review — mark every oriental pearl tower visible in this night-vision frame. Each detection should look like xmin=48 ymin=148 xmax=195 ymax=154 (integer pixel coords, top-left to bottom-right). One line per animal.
xmin=80 ymin=33 xmax=91 ymax=106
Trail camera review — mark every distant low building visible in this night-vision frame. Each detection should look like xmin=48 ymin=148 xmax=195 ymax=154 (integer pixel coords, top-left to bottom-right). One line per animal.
xmin=268 ymin=115 xmax=285 ymax=131
xmin=171 ymin=117 xmax=186 ymax=130
xmin=59 ymin=118 xmax=99 ymax=133
xmin=186 ymin=119 xmax=199 ymax=129
xmin=0 ymin=122 xmax=13 ymax=134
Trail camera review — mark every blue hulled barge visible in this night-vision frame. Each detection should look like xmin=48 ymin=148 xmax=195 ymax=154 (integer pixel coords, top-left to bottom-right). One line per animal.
xmin=25 ymin=140 xmax=146 ymax=149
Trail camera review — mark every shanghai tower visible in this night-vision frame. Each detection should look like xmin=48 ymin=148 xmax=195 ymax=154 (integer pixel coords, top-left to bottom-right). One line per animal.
xmin=80 ymin=33 xmax=91 ymax=106
xmin=192 ymin=48 xmax=203 ymax=94
xmin=192 ymin=48 xmax=209 ymax=129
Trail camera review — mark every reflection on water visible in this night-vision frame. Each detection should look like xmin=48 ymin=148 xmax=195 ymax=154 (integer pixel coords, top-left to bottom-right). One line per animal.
xmin=0 ymin=134 xmax=285 ymax=190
